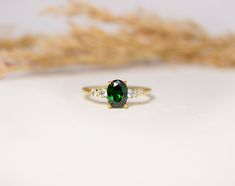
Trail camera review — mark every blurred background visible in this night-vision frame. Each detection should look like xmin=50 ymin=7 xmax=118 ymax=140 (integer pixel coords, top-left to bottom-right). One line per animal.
xmin=1 ymin=0 xmax=235 ymax=35
xmin=0 ymin=1 xmax=235 ymax=186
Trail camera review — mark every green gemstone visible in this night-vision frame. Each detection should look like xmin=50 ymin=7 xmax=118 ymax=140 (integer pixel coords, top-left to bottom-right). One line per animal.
xmin=107 ymin=80 xmax=128 ymax=108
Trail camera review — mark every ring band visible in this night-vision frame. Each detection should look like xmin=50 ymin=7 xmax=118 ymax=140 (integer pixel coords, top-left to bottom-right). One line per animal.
xmin=83 ymin=79 xmax=151 ymax=108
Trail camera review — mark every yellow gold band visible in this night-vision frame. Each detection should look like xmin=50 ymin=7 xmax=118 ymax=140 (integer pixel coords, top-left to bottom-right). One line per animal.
xmin=83 ymin=86 xmax=151 ymax=99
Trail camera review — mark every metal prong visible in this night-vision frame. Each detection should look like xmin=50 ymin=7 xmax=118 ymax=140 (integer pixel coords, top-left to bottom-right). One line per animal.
xmin=107 ymin=104 xmax=112 ymax=109
xmin=123 ymin=104 xmax=128 ymax=109
xmin=107 ymin=81 xmax=112 ymax=87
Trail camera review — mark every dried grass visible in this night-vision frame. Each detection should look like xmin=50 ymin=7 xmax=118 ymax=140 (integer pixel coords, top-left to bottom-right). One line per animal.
xmin=1 ymin=0 xmax=235 ymax=77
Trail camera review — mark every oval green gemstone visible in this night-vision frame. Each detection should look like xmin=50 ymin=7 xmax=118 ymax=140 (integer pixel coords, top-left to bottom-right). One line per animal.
xmin=107 ymin=80 xmax=128 ymax=108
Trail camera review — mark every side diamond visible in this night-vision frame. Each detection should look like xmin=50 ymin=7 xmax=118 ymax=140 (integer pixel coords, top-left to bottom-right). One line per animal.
xmin=99 ymin=88 xmax=107 ymax=98
xmin=128 ymin=88 xmax=144 ymax=98
xmin=91 ymin=88 xmax=107 ymax=98
xmin=128 ymin=89 xmax=135 ymax=98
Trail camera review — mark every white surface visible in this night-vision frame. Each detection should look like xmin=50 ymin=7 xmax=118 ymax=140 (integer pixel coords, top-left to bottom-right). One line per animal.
xmin=0 ymin=66 xmax=235 ymax=186
xmin=1 ymin=0 xmax=235 ymax=185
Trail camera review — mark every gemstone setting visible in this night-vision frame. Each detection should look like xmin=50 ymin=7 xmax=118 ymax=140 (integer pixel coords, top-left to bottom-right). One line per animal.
xmin=107 ymin=79 xmax=128 ymax=108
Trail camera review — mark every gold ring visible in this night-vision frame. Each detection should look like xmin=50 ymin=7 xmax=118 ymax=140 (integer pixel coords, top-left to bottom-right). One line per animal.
xmin=83 ymin=79 xmax=151 ymax=108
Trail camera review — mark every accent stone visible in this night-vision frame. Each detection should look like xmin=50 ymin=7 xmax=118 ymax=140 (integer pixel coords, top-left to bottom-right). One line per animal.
xmin=91 ymin=88 xmax=107 ymax=98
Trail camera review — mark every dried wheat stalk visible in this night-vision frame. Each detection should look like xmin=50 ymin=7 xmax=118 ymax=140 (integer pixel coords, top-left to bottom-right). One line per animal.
xmin=0 ymin=0 xmax=235 ymax=77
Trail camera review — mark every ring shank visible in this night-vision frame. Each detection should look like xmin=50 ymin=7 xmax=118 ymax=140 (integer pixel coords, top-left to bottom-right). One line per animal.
xmin=83 ymin=86 xmax=151 ymax=95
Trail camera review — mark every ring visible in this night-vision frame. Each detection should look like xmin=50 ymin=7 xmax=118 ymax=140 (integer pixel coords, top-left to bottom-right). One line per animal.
xmin=82 ymin=79 xmax=151 ymax=108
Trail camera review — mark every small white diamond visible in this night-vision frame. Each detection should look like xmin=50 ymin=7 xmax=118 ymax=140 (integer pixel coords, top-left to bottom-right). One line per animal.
xmin=99 ymin=88 xmax=107 ymax=98
xmin=128 ymin=89 xmax=135 ymax=98
xmin=128 ymin=88 xmax=144 ymax=98
xmin=91 ymin=89 xmax=98 ymax=97
xmin=137 ymin=89 xmax=144 ymax=96
xmin=91 ymin=88 xmax=107 ymax=98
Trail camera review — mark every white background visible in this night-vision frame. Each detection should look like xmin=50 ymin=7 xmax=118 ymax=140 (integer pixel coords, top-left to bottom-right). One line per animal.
xmin=0 ymin=0 xmax=235 ymax=186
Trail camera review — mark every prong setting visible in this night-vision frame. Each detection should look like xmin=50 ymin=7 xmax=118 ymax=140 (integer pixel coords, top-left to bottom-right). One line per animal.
xmin=107 ymin=104 xmax=112 ymax=109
